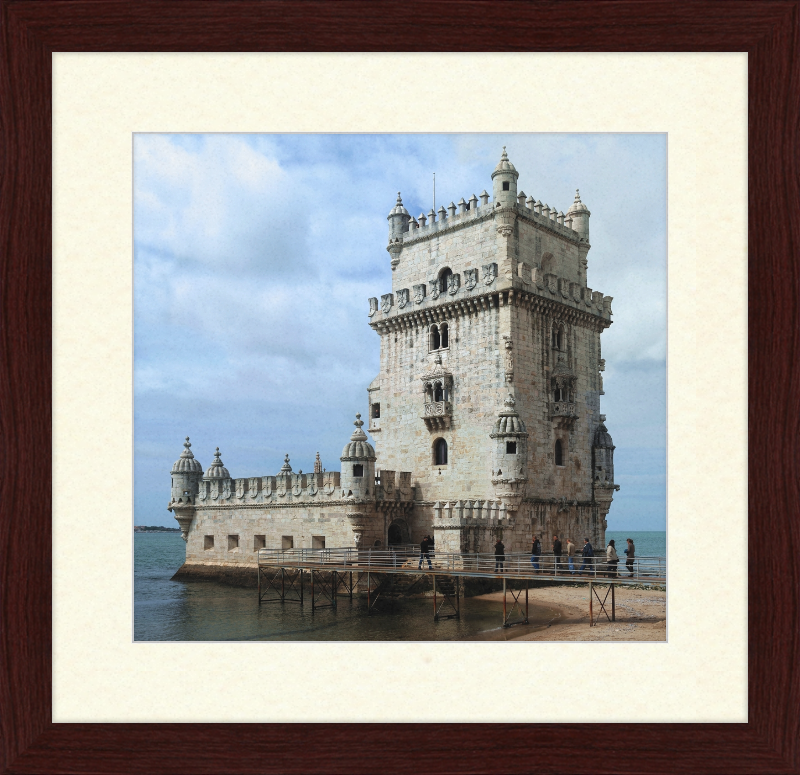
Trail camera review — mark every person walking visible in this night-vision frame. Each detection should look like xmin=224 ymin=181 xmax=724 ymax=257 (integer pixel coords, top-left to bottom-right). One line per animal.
xmin=418 ymin=534 xmax=433 ymax=570
xmin=567 ymin=537 xmax=576 ymax=575
xmin=606 ymin=539 xmax=619 ymax=578
xmin=494 ymin=537 xmax=506 ymax=572
xmin=530 ymin=535 xmax=541 ymax=571
xmin=624 ymin=538 xmax=636 ymax=577
xmin=579 ymin=538 xmax=594 ymax=574
xmin=552 ymin=534 xmax=562 ymax=574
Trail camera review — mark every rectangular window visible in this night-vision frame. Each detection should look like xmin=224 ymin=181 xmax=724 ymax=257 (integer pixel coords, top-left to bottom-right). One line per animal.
xmin=353 ymin=464 xmax=364 ymax=477
xmin=372 ymin=403 xmax=380 ymax=419
xmin=228 ymin=534 xmax=239 ymax=552
xmin=312 ymin=535 xmax=325 ymax=550
xmin=506 ymin=441 xmax=517 ymax=454
xmin=282 ymin=535 xmax=294 ymax=550
xmin=204 ymin=535 xmax=214 ymax=550
xmin=253 ymin=535 xmax=266 ymax=551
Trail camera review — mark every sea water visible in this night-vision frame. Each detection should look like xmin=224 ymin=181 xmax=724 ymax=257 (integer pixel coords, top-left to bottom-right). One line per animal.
xmin=134 ymin=533 xmax=563 ymax=642
xmin=604 ymin=531 xmax=666 ymax=558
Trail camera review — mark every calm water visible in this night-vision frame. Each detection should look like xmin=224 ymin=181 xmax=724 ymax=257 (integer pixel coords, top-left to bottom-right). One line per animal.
xmin=605 ymin=531 xmax=666 ymax=558
xmin=134 ymin=533 xmax=566 ymax=642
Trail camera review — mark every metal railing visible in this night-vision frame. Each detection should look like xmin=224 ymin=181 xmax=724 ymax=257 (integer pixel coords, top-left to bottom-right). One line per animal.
xmin=257 ymin=547 xmax=666 ymax=582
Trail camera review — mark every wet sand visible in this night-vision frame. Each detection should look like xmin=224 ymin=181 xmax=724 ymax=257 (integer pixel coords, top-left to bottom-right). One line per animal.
xmin=467 ymin=584 xmax=667 ymax=642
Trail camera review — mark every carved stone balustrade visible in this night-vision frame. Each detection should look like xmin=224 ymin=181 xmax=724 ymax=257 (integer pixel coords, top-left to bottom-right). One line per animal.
xmin=422 ymin=400 xmax=452 ymax=430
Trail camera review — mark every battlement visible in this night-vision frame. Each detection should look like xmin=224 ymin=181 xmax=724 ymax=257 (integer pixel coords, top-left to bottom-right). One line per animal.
xmin=397 ymin=195 xmax=581 ymax=247
xmin=432 ymin=499 xmax=516 ymax=529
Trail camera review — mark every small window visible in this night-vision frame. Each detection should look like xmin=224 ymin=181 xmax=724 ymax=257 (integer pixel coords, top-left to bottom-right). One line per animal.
xmin=204 ymin=535 xmax=214 ymax=550
xmin=555 ymin=439 xmax=564 ymax=467
xmin=372 ymin=403 xmax=380 ymax=419
xmin=430 ymin=324 xmax=440 ymax=351
xmin=434 ymin=438 xmax=448 ymax=466
xmin=312 ymin=535 xmax=325 ymax=549
xmin=228 ymin=534 xmax=239 ymax=552
xmin=254 ymin=535 xmax=266 ymax=551
xmin=438 ymin=268 xmax=453 ymax=294
xmin=554 ymin=388 xmax=562 ymax=402
xmin=353 ymin=464 xmax=364 ymax=477
xmin=506 ymin=441 xmax=517 ymax=454
xmin=440 ymin=323 xmax=449 ymax=348
xmin=282 ymin=535 xmax=294 ymax=550
xmin=502 ymin=181 xmax=510 ymax=191
xmin=434 ymin=383 xmax=444 ymax=402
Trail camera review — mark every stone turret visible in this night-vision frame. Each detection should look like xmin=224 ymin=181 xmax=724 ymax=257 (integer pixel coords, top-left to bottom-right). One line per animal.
xmin=567 ymin=189 xmax=590 ymax=242
xmin=169 ymin=437 xmax=203 ymax=541
xmin=340 ymin=413 xmax=376 ymax=498
xmin=170 ymin=437 xmax=203 ymax=504
xmin=387 ymin=192 xmax=410 ymax=271
xmin=490 ymin=395 xmax=529 ymax=508
xmin=491 ymin=146 xmax=519 ymax=207
xmin=592 ymin=415 xmax=615 ymax=486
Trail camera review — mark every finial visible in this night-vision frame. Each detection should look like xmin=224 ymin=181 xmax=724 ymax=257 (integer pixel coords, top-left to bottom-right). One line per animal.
xmin=284 ymin=453 xmax=289 ymax=463
xmin=396 ymin=192 xmax=402 ymax=204
xmin=505 ymin=394 xmax=516 ymax=407
xmin=574 ymin=189 xmax=581 ymax=202
xmin=184 ymin=437 xmax=191 ymax=449
xmin=215 ymin=447 xmax=221 ymax=457
xmin=354 ymin=413 xmax=364 ymax=429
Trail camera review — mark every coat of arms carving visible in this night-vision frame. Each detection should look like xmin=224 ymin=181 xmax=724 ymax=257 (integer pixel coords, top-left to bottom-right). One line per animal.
xmin=482 ymin=262 xmax=498 ymax=285
xmin=210 ymin=481 xmax=219 ymax=500
xmin=397 ymin=288 xmax=409 ymax=309
xmin=464 ymin=268 xmax=478 ymax=291
xmin=236 ymin=479 xmax=245 ymax=499
xmin=430 ymin=279 xmax=441 ymax=300
xmin=447 ymin=273 xmax=460 ymax=295
xmin=221 ymin=481 xmax=231 ymax=499
xmin=381 ymin=293 xmax=393 ymax=314
xmin=368 ymin=297 xmax=378 ymax=317
xmin=413 ymin=283 xmax=426 ymax=304
xmin=249 ymin=478 xmax=259 ymax=498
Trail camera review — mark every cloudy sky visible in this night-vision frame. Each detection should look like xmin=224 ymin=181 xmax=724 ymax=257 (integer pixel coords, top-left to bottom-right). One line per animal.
xmin=134 ymin=134 xmax=666 ymax=530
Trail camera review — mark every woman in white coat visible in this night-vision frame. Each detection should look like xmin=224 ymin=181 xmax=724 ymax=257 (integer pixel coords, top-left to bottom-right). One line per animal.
xmin=606 ymin=539 xmax=619 ymax=578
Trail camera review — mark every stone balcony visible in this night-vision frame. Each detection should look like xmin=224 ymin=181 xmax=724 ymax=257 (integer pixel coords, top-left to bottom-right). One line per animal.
xmin=550 ymin=401 xmax=578 ymax=427
xmin=422 ymin=400 xmax=452 ymax=430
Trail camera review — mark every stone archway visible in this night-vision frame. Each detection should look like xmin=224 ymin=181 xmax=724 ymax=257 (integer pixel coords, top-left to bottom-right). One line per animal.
xmin=387 ymin=519 xmax=409 ymax=546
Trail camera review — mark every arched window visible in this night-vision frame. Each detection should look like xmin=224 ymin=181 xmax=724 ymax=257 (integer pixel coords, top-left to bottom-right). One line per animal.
xmin=434 ymin=382 xmax=444 ymax=402
xmin=353 ymin=464 xmax=364 ymax=477
xmin=555 ymin=439 xmax=564 ymax=467
xmin=430 ymin=324 xmax=440 ymax=351
xmin=440 ymin=322 xmax=449 ymax=348
xmin=438 ymin=268 xmax=453 ymax=294
xmin=552 ymin=325 xmax=563 ymax=350
xmin=434 ymin=438 xmax=448 ymax=466
xmin=554 ymin=387 xmax=562 ymax=402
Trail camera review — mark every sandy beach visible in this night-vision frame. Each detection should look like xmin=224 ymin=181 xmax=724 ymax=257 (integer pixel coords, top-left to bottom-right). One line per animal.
xmin=469 ymin=584 xmax=666 ymax=642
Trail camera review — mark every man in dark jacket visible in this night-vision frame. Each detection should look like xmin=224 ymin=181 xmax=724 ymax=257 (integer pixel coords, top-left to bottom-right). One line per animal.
xmin=579 ymin=538 xmax=594 ymax=574
xmin=530 ymin=535 xmax=541 ymax=571
xmin=494 ymin=538 xmax=505 ymax=572
xmin=553 ymin=534 xmax=563 ymax=574
xmin=418 ymin=535 xmax=433 ymax=570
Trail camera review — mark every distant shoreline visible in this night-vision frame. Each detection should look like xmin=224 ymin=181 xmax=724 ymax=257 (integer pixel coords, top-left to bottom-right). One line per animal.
xmin=134 ymin=526 xmax=180 ymax=533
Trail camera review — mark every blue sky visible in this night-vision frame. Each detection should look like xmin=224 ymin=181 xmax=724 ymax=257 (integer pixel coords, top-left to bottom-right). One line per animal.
xmin=134 ymin=134 xmax=666 ymax=530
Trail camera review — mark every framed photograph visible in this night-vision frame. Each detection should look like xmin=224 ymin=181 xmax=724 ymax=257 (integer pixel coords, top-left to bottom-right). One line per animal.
xmin=3 ymin=2 xmax=797 ymax=772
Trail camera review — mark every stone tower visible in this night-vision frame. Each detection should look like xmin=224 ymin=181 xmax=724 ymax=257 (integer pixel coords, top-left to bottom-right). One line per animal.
xmin=367 ymin=148 xmax=619 ymax=554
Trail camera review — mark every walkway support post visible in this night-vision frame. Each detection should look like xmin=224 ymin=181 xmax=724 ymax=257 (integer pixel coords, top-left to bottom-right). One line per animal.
xmin=503 ymin=577 xmax=507 ymax=625
xmin=611 ymin=583 xmax=615 ymax=622
xmin=589 ymin=581 xmax=593 ymax=626
xmin=433 ymin=573 xmax=437 ymax=621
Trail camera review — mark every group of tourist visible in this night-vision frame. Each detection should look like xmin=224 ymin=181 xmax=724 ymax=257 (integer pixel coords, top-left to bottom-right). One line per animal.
xmin=418 ymin=534 xmax=637 ymax=578
xmin=529 ymin=535 xmax=637 ymax=578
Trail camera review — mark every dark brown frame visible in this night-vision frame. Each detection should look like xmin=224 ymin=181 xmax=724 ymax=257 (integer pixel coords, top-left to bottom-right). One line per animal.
xmin=1 ymin=2 xmax=798 ymax=773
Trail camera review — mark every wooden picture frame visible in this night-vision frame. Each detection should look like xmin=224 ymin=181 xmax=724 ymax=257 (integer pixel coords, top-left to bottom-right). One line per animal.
xmin=1 ymin=2 xmax=797 ymax=772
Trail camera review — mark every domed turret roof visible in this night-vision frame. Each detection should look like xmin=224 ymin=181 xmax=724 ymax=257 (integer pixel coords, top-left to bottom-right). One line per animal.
xmin=491 ymin=395 xmax=528 ymax=437
xmin=567 ymin=189 xmax=589 ymax=214
xmin=171 ymin=437 xmax=203 ymax=474
xmin=491 ymin=146 xmax=519 ymax=179
xmin=340 ymin=413 xmax=376 ymax=461
xmin=388 ymin=192 xmax=409 ymax=217
xmin=278 ymin=454 xmax=293 ymax=475
xmin=594 ymin=416 xmax=615 ymax=448
xmin=204 ymin=447 xmax=231 ymax=479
